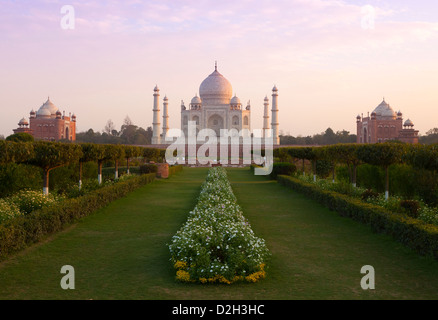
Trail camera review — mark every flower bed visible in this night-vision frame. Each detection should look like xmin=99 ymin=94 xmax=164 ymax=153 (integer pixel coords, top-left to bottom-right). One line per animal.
xmin=169 ymin=167 xmax=270 ymax=284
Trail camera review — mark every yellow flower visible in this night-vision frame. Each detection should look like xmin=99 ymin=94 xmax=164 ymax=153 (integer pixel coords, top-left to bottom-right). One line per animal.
xmin=176 ymin=270 xmax=191 ymax=282
xmin=245 ymin=265 xmax=266 ymax=283
xmin=245 ymin=271 xmax=266 ymax=282
xmin=174 ymin=260 xmax=188 ymax=270
xmin=199 ymin=278 xmax=207 ymax=284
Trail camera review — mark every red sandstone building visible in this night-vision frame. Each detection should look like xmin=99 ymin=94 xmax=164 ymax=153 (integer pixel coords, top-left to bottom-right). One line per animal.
xmin=356 ymin=99 xmax=418 ymax=144
xmin=14 ymin=97 xmax=76 ymax=141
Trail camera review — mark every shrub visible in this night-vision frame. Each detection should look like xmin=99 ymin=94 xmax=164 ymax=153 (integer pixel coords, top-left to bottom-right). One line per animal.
xmin=5 ymin=133 xmax=34 ymax=142
xmin=315 ymin=159 xmax=333 ymax=179
xmin=361 ymin=189 xmax=379 ymax=202
xmin=139 ymin=164 xmax=158 ymax=174
xmin=0 ymin=199 xmax=22 ymax=224
xmin=0 ymin=163 xmax=43 ymax=198
xmin=8 ymin=190 xmax=61 ymax=215
xmin=270 ymin=162 xmax=296 ymax=179
xmin=50 ymin=161 xmax=98 ymax=194
xmin=400 ymin=200 xmax=421 ymax=219
xmin=64 ymin=178 xmax=102 ymax=199
xmin=169 ymin=165 xmax=183 ymax=176
xmin=419 ymin=206 xmax=438 ymax=226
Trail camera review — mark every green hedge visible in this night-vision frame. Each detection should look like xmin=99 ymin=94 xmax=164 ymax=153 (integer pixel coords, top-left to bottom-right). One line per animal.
xmin=169 ymin=165 xmax=183 ymax=176
xmin=269 ymin=162 xmax=297 ymax=179
xmin=277 ymin=175 xmax=438 ymax=260
xmin=139 ymin=164 xmax=158 ymax=174
xmin=0 ymin=173 xmax=156 ymax=262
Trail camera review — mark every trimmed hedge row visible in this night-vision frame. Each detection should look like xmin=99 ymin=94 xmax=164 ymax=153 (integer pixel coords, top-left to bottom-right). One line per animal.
xmin=169 ymin=165 xmax=183 ymax=176
xmin=277 ymin=175 xmax=438 ymax=260
xmin=0 ymin=173 xmax=156 ymax=262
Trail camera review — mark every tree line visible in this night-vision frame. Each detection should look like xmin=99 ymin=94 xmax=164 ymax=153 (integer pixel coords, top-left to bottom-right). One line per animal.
xmin=275 ymin=142 xmax=438 ymax=200
xmin=76 ymin=116 xmax=153 ymax=145
xmin=0 ymin=140 xmax=164 ymax=195
xmin=280 ymin=127 xmax=438 ymax=146
xmin=280 ymin=128 xmax=356 ymax=145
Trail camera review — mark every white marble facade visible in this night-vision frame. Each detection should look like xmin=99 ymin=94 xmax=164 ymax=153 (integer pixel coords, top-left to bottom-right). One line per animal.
xmin=151 ymin=63 xmax=279 ymax=144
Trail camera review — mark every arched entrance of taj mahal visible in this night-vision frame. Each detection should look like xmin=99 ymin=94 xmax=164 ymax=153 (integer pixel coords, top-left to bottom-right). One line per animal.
xmin=207 ymin=114 xmax=224 ymax=137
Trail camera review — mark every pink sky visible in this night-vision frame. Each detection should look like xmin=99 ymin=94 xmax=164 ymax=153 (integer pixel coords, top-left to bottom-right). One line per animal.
xmin=1 ymin=0 xmax=438 ymax=138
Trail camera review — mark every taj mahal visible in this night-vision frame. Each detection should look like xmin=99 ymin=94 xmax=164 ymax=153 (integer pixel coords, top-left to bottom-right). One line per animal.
xmin=150 ymin=63 xmax=280 ymax=145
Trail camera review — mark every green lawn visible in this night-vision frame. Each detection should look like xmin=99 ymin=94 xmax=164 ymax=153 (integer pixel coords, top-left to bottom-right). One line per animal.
xmin=0 ymin=167 xmax=437 ymax=300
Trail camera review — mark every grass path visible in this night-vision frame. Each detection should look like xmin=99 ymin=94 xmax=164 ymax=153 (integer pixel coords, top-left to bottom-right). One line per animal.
xmin=0 ymin=168 xmax=437 ymax=299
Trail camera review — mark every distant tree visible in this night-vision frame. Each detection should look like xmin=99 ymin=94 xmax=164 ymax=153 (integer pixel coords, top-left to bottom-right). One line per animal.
xmin=336 ymin=130 xmax=356 ymax=144
xmin=145 ymin=127 xmax=153 ymax=145
xmin=322 ymin=128 xmax=336 ymax=145
xmin=104 ymin=119 xmax=116 ymax=135
xmin=77 ymin=114 xmax=154 ymax=146
xmin=420 ymin=128 xmax=438 ymax=145
xmin=121 ymin=115 xmax=133 ymax=130
xmin=426 ymin=128 xmax=438 ymax=135
xmin=120 ymin=123 xmax=139 ymax=144
xmin=280 ymin=128 xmax=356 ymax=146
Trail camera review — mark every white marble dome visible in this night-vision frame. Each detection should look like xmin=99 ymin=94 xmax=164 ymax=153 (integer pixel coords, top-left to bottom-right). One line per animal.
xmin=230 ymin=95 xmax=241 ymax=105
xmin=372 ymin=99 xmax=396 ymax=119
xmin=199 ymin=67 xmax=233 ymax=105
xmin=18 ymin=117 xmax=28 ymax=126
xmin=37 ymin=97 xmax=59 ymax=116
xmin=36 ymin=107 xmax=52 ymax=117
xmin=191 ymin=95 xmax=202 ymax=105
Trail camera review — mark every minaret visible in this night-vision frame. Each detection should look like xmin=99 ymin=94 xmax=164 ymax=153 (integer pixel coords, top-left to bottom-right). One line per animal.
xmin=263 ymin=96 xmax=270 ymax=138
xmin=162 ymin=95 xmax=169 ymax=143
xmin=152 ymin=85 xmax=161 ymax=144
xmin=271 ymin=85 xmax=279 ymax=145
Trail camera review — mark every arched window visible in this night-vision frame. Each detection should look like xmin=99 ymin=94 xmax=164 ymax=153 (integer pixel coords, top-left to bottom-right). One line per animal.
xmin=232 ymin=116 xmax=239 ymax=126
xmin=243 ymin=116 xmax=249 ymax=126
xmin=193 ymin=116 xmax=199 ymax=125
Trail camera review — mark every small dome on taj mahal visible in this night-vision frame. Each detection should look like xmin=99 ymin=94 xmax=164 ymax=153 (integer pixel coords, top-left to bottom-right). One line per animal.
xmin=191 ymin=94 xmax=202 ymax=105
xmin=230 ymin=95 xmax=241 ymax=105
